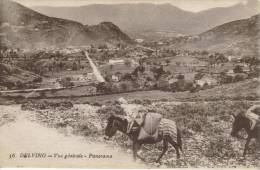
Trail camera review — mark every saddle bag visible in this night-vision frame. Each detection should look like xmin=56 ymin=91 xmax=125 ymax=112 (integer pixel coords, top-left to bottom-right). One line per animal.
xmin=138 ymin=112 xmax=162 ymax=141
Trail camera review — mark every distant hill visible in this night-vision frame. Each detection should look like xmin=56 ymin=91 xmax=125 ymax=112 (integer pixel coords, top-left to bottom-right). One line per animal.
xmin=181 ymin=0 xmax=259 ymax=34
xmin=32 ymin=1 xmax=259 ymax=35
xmin=169 ymin=14 xmax=259 ymax=55
xmin=0 ymin=0 xmax=133 ymax=49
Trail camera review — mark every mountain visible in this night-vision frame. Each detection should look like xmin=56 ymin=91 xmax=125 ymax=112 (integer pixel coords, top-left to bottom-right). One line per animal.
xmin=181 ymin=0 xmax=260 ymax=34
xmin=32 ymin=1 xmax=259 ymax=35
xmin=170 ymin=14 xmax=259 ymax=55
xmin=32 ymin=3 xmax=193 ymax=35
xmin=0 ymin=0 xmax=133 ymax=49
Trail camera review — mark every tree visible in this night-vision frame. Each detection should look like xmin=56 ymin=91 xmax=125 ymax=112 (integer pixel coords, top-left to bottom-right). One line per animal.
xmin=233 ymin=65 xmax=243 ymax=73
xmin=240 ymin=56 xmax=260 ymax=71
xmin=151 ymin=65 xmax=165 ymax=80
xmin=165 ymin=59 xmax=170 ymax=66
xmin=194 ymin=72 xmax=204 ymax=80
xmin=177 ymin=74 xmax=185 ymax=80
xmin=110 ymin=64 xmax=113 ymax=70
xmin=72 ymin=62 xmax=77 ymax=71
xmin=60 ymin=77 xmax=74 ymax=88
xmin=124 ymin=59 xmax=131 ymax=67
xmin=120 ymin=82 xmax=129 ymax=92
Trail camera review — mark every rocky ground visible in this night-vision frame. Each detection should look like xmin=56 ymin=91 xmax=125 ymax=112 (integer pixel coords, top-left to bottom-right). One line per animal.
xmin=0 ymin=104 xmax=147 ymax=168
xmin=1 ymin=100 xmax=259 ymax=168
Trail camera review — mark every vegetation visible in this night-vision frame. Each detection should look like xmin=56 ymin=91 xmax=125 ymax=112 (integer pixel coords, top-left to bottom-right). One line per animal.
xmin=19 ymin=99 xmax=259 ymax=168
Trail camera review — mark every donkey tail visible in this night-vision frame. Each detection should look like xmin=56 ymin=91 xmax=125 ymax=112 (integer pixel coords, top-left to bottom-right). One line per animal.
xmin=177 ymin=128 xmax=183 ymax=152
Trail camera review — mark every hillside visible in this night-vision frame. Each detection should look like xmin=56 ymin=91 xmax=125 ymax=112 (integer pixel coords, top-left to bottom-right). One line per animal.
xmin=87 ymin=22 xmax=133 ymax=43
xmin=170 ymin=14 xmax=259 ymax=55
xmin=0 ymin=63 xmax=41 ymax=90
xmin=0 ymin=0 xmax=133 ymax=49
xmin=182 ymin=0 xmax=259 ymax=34
xmin=32 ymin=1 xmax=259 ymax=35
xmin=174 ymin=79 xmax=259 ymax=101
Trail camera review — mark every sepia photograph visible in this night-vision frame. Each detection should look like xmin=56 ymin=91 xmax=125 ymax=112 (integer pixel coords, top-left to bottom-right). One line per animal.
xmin=0 ymin=0 xmax=259 ymax=168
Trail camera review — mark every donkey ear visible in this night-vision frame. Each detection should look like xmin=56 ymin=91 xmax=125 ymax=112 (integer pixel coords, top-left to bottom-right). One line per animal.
xmin=230 ymin=114 xmax=236 ymax=120
xmin=231 ymin=111 xmax=239 ymax=118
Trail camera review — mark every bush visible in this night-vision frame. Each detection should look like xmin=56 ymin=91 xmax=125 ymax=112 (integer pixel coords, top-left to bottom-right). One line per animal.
xmin=204 ymin=137 xmax=236 ymax=159
xmin=220 ymin=75 xmax=233 ymax=84
xmin=74 ymin=119 xmax=99 ymax=136
xmin=21 ymin=100 xmax=73 ymax=110
xmin=233 ymin=74 xmax=246 ymax=82
xmin=120 ymin=82 xmax=131 ymax=92
xmin=59 ymin=77 xmax=74 ymax=88
xmin=33 ymin=77 xmax=43 ymax=83
xmin=233 ymin=65 xmax=243 ymax=73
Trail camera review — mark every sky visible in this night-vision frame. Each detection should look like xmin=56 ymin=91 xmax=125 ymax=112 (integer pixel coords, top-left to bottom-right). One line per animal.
xmin=13 ymin=0 xmax=257 ymax=12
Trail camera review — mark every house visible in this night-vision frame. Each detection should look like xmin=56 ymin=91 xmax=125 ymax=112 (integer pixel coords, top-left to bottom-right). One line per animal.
xmin=227 ymin=56 xmax=242 ymax=62
xmin=168 ymin=78 xmax=178 ymax=84
xmin=135 ymin=39 xmax=144 ymax=43
xmin=157 ymin=41 xmax=164 ymax=45
xmin=227 ymin=69 xmax=235 ymax=76
xmin=112 ymin=75 xmax=119 ymax=82
xmin=109 ymin=59 xmax=124 ymax=65
xmin=130 ymin=59 xmax=139 ymax=67
xmin=196 ymin=76 xmax=218 ymax=86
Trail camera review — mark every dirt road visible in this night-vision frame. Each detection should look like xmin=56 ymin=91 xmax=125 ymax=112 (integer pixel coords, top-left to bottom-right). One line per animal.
xmin=0 ymin=105 xmax=146 ymax=168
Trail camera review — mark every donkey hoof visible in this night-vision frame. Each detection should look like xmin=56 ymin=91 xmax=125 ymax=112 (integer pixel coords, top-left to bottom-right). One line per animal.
xmin=154 ymin=162 xmax=161 ymax=167
xmin=155 ymin=160 xmax=161 ymax=164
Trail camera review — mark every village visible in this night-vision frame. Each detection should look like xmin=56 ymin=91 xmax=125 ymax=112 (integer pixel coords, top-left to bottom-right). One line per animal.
xmin=0 ymin=0 xmax=260 ymax=168
xmin=0 ymin=40 xmax=259 ymax=97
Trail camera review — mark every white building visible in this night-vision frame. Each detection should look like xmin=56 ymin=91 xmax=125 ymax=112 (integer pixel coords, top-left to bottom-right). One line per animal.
xmin=135 ymin=39 xmax=144 ymax=43
xmin=109 ymin=59 xmax=124 ymax=65
xmin=196 ymin=77 xmax=217 ymax=86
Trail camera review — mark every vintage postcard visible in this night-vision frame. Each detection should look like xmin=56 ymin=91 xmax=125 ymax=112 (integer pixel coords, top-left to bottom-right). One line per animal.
xmin=0 ymin=0 xmax=259 ymax=168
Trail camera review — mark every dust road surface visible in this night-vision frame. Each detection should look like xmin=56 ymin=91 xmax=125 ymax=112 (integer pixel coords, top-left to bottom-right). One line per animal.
xmin=0 ymin=106 xmax=146 ymax=168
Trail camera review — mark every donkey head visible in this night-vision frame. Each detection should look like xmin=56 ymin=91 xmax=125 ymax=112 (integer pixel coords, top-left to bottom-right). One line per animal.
xmin=231 ymin=111 xmax=250 ymax=138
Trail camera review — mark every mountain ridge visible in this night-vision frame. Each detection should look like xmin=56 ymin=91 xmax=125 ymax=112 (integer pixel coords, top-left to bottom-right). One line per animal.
xmin=32 ymin=1 xmax=259 ymax=35
xmin=0 ymin=0 xmax=133 ymax=49
xmin=169 ymin=14 xmax=259 ymax=55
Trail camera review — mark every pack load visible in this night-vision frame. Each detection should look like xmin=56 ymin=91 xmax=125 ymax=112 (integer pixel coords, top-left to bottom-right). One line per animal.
xmin=138 ymin=112 xmax=162 ymax=141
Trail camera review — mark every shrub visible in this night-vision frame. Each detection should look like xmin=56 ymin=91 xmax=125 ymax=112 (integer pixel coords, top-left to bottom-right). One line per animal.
xmin=92 ymin=102 xmax=102 ymax=107
xmin=33 ymin=77 xmax=43 ymax=83
xmin=233 ymin=65 xmax=243 ymax=73
xmin=204 ymin=137 xmax=236 ymax=159
xmin=21 ymin=100 xmax=73 ymax=110
xmin=74 ymin=119 xmax=99 ymax=136
xmin=233 ymin=74 xmax=246 ymax=82
xmin=220 ymin=75 xmax=233 ymax=84
xmin=59 ymin=77 xmax=74 ymax=88
xmin=120 ymin=82 xmax=130 ymax=92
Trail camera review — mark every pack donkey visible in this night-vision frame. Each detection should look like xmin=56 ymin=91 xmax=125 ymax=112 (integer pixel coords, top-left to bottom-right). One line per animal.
xmin=104 ymin=114 xmax=183 ymax=163
xmin=231 ymin=112 xmax=260 ymax=157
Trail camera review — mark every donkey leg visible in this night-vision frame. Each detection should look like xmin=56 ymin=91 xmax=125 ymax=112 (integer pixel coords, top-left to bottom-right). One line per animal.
xmin=133 ymin=141 xmax=138 ymax=161
xmin=243 ymin=137 xmax=252 ymax=157
xmin=135 ymin=143 xmax=146 ymax=161
xmin=133 ymin=141 xmax=143 ymax=161
xmin=168 ymin=137 xmax=180 ymax=159
xmin=156 ymin=139 xmax=168 ymax=163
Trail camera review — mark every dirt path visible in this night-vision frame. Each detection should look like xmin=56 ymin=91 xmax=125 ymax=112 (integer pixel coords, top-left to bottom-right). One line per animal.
xmin=0 ymin=105 xmax=147 ymax=168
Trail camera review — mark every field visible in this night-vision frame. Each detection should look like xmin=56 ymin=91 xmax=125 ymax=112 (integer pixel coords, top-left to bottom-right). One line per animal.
xmin=7 ymin=76 xmax=257 ymax=168
xmin=1 ymin=73 xmax=259 ymax=168
xmin=16 ymin=99 xmax=260 ymax=168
